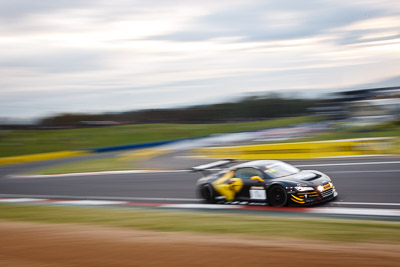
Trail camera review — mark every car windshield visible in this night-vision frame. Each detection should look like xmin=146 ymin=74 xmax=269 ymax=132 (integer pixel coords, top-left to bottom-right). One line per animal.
xmin=264 ymin=162 xmax=299 ymax=178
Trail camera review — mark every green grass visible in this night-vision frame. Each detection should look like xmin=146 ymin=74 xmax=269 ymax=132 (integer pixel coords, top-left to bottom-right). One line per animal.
xmin=291 ymin=122 xmax=400 ymax=143
xmin=0 ymin=203 xmax=399 ymax=243
xmin=0 ymin=116 xmax=316 ymax=157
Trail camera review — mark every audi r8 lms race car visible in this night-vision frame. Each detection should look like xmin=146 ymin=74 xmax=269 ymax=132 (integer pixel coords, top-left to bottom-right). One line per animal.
xmin=194 ymin=160 xmax=338 ymax=207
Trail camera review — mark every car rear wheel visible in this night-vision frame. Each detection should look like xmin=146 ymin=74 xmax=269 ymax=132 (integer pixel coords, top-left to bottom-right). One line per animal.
xmin=268 ymin=186 xmax=288 ymax=207
xmin=201 ymin=184 xmax=215 ymax=203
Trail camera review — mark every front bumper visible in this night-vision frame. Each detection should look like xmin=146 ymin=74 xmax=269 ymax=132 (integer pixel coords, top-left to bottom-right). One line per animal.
xmin=289 ymin=185 xmax=338 ymax=206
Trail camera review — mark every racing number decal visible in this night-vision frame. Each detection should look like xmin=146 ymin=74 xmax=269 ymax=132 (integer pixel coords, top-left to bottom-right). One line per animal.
xmin=250 ymin=186 xmax=266 ymax=200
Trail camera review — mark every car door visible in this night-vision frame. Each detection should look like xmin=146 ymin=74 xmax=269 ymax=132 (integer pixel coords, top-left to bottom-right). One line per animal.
xmin=233 ymin=167 xmax=267 ymax=202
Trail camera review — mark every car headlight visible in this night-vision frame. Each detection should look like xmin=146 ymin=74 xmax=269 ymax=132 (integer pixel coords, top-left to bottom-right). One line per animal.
xmin=329 ymin=182 xmax=335 ymax=191
xmin=317 ymin=185 xmax=324 ymax=192
xmin=295 ymin=186 xmax=315 ymax=192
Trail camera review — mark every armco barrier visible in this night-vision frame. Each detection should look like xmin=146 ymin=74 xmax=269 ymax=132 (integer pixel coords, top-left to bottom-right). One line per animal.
xmin=0 ymin=150 xmax=89 ymax=165
xmin=195 ymin=137 xmax=397 ymax=159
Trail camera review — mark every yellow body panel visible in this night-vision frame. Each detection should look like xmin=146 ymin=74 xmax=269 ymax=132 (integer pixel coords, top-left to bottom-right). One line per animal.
xmin=211 ymin=171 xmax=244 ymax=201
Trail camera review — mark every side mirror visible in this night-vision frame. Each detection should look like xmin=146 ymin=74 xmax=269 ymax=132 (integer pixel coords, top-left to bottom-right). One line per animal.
xmin=250 ymin=176 xmax=264 ymax=182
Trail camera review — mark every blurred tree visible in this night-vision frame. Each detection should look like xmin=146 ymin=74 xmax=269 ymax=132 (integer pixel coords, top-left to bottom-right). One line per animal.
xmin=39 ymin=94 xmax=318 ymax=126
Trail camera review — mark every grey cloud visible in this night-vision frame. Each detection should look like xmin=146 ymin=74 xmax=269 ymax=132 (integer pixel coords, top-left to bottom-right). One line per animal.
xmin=0 ymin=0 xmax=399 ymax=120
xmin=0 ymin=0 xmax=193 ymax=37
xmin=151 ymin=0 xmax=386 ymax=42
xmin=337 ymin=30 xmax=400 ymax=46
xmin=0 ymin=49 xmax=109 ymax=73
xmin=0 ymin=0 xmax=96 ymax=20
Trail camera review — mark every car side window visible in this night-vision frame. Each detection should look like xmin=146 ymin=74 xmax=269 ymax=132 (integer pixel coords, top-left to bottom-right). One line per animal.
xmin=234 ymin=168 xmax=264 ymax=180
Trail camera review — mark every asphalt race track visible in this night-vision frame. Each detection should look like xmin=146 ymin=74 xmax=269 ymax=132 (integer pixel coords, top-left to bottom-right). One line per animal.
xmin=0 ymin=153 xmax=399 ymax=210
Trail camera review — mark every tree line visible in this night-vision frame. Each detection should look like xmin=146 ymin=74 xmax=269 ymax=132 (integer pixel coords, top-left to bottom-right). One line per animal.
xmin=39 ymin=95 xmax=319 ymax=127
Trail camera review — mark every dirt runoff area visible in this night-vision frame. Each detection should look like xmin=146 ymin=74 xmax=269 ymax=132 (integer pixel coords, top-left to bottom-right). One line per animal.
xmin=0 ymin=221 xmax=399 ymax=267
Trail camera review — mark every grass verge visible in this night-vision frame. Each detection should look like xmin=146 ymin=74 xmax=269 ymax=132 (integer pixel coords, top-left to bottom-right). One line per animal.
xmin=0 ymin=116 xmax=315 ymax=157
xmin=0 ymin=203 xmax=399 ymax=243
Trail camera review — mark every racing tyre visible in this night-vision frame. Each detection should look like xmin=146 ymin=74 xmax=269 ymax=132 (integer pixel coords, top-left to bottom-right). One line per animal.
xmin=268 ymin=186 xmax=288 ymax=207
xmin=200 ymin=184 xmax=215 ymax=204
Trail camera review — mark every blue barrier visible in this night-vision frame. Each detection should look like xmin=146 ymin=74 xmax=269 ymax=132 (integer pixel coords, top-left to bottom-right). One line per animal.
xmin=90 ymin=122 xmax=329 ymax=154
xmin=91 ymin=139 xmax=179 ymax=153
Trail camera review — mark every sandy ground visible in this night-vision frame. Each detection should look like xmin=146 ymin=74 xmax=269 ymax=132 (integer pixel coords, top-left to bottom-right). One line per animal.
xmin=0 ymin=221 xmax=399 ymax=267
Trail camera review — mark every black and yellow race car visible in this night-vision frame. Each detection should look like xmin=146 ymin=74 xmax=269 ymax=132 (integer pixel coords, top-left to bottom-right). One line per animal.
xmin=193 ymin=159 xmax=338 ymax=207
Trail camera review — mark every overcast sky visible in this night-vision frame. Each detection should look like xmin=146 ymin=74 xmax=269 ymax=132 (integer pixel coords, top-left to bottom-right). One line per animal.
xmin=1 ymin=0 xmax=399 ymax=121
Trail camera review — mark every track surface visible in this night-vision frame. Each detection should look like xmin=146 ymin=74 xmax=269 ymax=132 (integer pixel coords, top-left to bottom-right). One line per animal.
xmin=0 ymin=153 xmax=399 ymax=209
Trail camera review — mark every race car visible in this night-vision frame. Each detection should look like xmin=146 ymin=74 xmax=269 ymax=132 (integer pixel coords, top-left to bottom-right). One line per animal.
xmin=193 ymin=159 xmax=338 ymax=206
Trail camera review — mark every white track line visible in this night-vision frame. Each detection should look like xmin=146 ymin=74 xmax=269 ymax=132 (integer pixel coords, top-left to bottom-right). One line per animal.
xmin=0 ymin=198 xmax=47 ymax=203
xmin=310 ymin=207 xmax=400 ymax=217
xmin=1 ymin=197 xmax=398 ymax=217
xmin=0 ymin=194 xmax=398 ymax=207
xmin=0 ymin=194 xmax=201 ymax=202
xmin=55 ymin=200 xmax=129 ymax=205
xmin=318 ymin=154 xmax=394 ymax=158
xmin=7 ymin=161 xmax=400 ymax=179
xmin=331 ymin=201 xmax=400 ymax=206
xmin=295 ymin=161 xmax=400 ymax=167
xmin=161 ymin=204 xmax=241 ymax=209
xmin=160 ymin=205 xmax=400 ymax=216
xmin=8 ymin=169 xmax=190 ymax=179
xmin=326 ymin=170 xmax=400 ymax=174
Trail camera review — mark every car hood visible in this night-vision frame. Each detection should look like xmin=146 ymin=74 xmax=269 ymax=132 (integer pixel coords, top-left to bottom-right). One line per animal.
xmin=274 ymin=170 xmax=331 ymax=186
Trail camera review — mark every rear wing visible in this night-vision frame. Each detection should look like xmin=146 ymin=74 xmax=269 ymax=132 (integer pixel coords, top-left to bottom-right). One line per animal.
xmin=191 ymin=159 xmax=234 ymax=175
